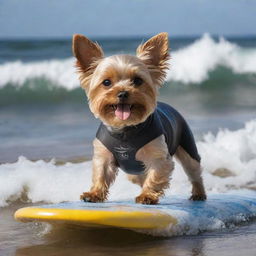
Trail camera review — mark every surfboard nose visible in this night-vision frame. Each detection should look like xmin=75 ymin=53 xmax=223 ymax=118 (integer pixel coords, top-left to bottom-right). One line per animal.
xmin=14 ymin=204 xmax=177 ymax=229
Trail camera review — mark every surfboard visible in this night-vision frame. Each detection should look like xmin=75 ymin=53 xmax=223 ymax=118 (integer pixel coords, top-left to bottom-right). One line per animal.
xmin=14 ymin=194 xmax=256 ymax=235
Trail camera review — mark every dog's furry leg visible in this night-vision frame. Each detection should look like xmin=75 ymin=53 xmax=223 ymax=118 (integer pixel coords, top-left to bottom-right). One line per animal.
xmin=135 ymin=135 xmax=174 ymax=204
xmin=175 ymin=146 xmax=206 ymax=201
xmin=80 ymin=139 xmax=118 ymax=202
xmin=127 ymin=174 xmax=146 ymax=187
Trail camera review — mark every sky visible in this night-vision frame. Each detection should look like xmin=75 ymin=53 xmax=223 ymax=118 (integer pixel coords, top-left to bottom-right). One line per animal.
xmin=0 ymin=0 xmax=255 ymax=38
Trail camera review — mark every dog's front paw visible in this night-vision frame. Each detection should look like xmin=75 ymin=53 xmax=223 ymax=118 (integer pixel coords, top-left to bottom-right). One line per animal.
xmin=80 ymin=192 xmax=105 ymax=203
xmin=189 ymin=194 xmax=207 ymax=201
xmin=135 ymin=194 xmax=159 ymax=205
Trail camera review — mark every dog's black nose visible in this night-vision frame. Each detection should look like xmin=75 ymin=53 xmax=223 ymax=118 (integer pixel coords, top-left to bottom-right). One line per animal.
xmin=117 ymin=91 xmax=129 ymax=100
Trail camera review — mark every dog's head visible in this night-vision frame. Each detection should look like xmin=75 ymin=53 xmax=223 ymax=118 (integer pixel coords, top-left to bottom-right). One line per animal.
xmin=73 ymin=33 xmax=170 ymax=129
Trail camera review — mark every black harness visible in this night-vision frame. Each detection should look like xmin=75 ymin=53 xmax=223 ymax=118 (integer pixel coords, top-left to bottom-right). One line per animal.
xmin=96 ymin=102 xmax=200 ymax=175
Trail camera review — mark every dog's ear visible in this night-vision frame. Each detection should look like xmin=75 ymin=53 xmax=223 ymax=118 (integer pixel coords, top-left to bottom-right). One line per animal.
xmin=73 ymin=34 xmax=103 ymax=71
xmin=136 ymin=33 xmax=170 ymax=86
xmin=73 ymin=34 xmax=103 ymax=91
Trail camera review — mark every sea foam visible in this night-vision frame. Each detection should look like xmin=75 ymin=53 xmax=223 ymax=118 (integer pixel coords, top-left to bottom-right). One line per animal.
xmin=142 ymin=194 xmax=256 ymax=236
xmin=1 ymin=119 xmax=256 ymax=207
xmin=167 ymin=34 xmax=256 ymax=83
xmin=1 ymin=34 xmax=256 ymax=89
xmin=0 ymin=58 xmax=78 ymax=90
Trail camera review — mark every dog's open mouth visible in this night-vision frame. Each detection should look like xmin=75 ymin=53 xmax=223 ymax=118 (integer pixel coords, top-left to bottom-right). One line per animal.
xmin=111 ymin=104 xmax=132 ymax=120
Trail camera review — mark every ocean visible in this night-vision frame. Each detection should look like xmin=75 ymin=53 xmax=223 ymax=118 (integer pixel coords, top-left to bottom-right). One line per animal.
xmin=0 ymin=34 xmax=256 ymax=255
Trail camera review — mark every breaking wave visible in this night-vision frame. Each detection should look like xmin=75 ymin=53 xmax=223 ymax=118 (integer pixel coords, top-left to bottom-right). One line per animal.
xmin=0 ymin=34 xmax=256 ymax=92
xmin=1 ymin=119 xmax=256 ymax=208
xmin=167 ymin=34 xmax=256 ymax=83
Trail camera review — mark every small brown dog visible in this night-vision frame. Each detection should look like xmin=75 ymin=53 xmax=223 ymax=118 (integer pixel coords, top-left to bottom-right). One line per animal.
xmin=73 ymin=33 xmax=206 ymax=204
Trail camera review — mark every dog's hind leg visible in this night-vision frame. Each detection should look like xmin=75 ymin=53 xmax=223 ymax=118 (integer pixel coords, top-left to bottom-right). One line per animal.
xmin=80 ymin=139 xmax=118 ymax=202
xmin=175 ymin=146 xmax=206 ymax=201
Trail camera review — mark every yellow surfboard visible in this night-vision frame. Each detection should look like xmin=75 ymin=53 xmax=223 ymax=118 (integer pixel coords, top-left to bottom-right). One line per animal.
xmin=15 ymin=195 xmax=256 ymax=234
xmin=14 ymin=202 xmax=177 ymax=230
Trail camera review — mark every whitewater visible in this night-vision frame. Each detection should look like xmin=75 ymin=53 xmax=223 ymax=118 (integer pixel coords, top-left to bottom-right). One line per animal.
xmin=1 ymin=34 xmax=256 ymax=89
xmin=1 ymin=119 xmax=256 ymax=236
xmin=1 ymin=34 xmax=256 ymax=238
xmin=1 ymin=119 xmax=256 ymax=206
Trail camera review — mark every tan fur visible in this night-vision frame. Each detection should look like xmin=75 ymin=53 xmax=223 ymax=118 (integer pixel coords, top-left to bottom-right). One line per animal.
xmin=135 ymin=135 xmax=174 ymax=204
xmin=136 ymin=32 xmax=170 ymax=86
xmin=80 ymin=138 xmax=118 ymax=202
xmin=73 ymin=34 xmax=104 ymax=93
xmin=87 ymin=55 xmax=157 ymax=128
xmin=73 ymin=33 xmax=206 ymax=204
xmin=127 ymin=173 xmax=146 ymax=187
xmin=175 ymin=146 xmax=206 ymax=200
xmin=72 ymin=33 xmax=168 ymax=129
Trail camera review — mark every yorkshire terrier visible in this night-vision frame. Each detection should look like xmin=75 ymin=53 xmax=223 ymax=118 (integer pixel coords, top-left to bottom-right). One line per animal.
xmin=73 ymin=32 xmax=206 ymax=204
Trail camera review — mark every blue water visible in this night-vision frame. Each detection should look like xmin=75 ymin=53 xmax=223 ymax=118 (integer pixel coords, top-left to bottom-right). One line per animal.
xmin=1 ymin=34 xmax=256 ymax=256
xmin=0 ymin=35 xmax=256 ymax=162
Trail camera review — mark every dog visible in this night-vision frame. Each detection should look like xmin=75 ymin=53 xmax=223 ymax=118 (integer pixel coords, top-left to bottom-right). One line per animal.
xmin=72 ymin=32 xmax=206 ymax=204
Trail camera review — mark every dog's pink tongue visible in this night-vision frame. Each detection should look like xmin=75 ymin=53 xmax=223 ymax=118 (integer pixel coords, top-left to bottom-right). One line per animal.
xmin=115 ymin=104 xmax=131 ymax=120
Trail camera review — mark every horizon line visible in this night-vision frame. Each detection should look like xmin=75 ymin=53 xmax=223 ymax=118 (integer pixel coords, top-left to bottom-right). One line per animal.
xmin=1 ymin=33 xmax=256 ymax=41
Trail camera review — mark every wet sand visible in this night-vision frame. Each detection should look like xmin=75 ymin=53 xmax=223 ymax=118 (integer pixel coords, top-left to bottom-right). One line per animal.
xmin=1 ymin=204 xmax=256 ymax=256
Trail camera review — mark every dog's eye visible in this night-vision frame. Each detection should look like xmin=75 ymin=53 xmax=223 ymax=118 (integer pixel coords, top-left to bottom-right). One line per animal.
xmin=102 ymin=79 xmax=112 ymax=86
xmin=133 ymin=77 xmax=143 ymax=86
